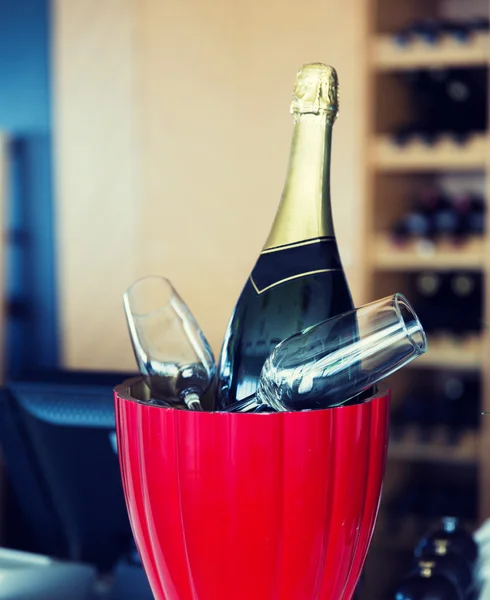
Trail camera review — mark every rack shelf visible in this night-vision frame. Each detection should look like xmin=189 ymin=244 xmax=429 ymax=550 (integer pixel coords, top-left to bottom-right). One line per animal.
xmin=389 ymin=432 xmax=479 ymax=465
xmin=410 ymin=334 xmax=483 ymax=370
xmin=372 ymin=134 xmax=488 ymax=171
xmin=372 ymin=515 xmax=478 ymax=553
xmin=373 ymin=235 xmax=484 ymax=271
xmin=373 ymin=33 xmax=490 ymax=70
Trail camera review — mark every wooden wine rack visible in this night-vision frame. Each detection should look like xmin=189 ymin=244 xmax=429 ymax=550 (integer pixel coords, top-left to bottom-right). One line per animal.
xmin=413 ymin=334 xmax=483 ymax=370
xmin=360 ymin=0 xmax=490 ymax=596
xmin=373 ymin=32 xmax=490 ymax=70
xmin=389 ymin=431 xmax=479 ymax=466
xmin=373 ymin=234 xmax=485 ymax=271
xmin=372 ymin=134 xmax=489 ymax=171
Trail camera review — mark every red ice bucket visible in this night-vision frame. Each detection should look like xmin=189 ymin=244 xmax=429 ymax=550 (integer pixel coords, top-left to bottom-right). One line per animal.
xmin=114 ymin=377 xmax=390 ymax=600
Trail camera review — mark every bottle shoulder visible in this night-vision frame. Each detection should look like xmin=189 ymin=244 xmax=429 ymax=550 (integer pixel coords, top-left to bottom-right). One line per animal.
xmin=251 ymin=236 xmax=344 ymax=295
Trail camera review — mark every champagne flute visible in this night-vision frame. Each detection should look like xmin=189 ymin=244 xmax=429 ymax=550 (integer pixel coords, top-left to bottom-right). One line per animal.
xmin=123 ymin=276 xmax=216 ymax=410
xmin=227 ymin=293 xmax=427 ymax=412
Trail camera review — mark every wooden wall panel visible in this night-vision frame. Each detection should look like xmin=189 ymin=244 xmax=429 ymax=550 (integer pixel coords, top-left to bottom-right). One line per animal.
xmin=53 ymin=0 xmax=366 ymax=370
xmin=52 ymin=0 xmax=139 ymax=370
xmin=135 ymin=0 xmax=367 ymax=354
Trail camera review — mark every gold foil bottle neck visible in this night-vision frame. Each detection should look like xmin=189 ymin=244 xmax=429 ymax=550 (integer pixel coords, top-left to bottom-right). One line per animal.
xmin=290 ymin=63 xmax=339 ymax=122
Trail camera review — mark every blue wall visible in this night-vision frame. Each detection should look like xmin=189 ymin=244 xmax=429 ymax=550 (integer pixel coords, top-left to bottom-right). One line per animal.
xmin=0 ymin=0 xmax=59 ymax=376
xmin=0 ymin=0 xmax=51 ymax=132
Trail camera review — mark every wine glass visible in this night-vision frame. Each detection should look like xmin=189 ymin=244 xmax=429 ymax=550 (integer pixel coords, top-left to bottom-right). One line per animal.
xmin=227 ymin=293 xmax=427 ymax=412
xmin=123 ymin=276 xmax=216 ymax=410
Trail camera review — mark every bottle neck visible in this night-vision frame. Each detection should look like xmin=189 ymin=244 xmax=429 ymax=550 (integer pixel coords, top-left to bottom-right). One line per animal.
xmin=264 ymin=115 xmax=335 ymax=251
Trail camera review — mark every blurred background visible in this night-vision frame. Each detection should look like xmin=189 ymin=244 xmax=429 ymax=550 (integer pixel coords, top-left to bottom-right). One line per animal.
xmin=0 ymin=0 xmax=489 ymax=598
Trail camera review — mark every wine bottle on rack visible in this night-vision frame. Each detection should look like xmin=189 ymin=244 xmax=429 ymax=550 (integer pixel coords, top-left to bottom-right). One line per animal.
xmin=408 ymin=554 xmax=472 ymax=599
xmin=450 ymin=272 xmax=482 ymax=336
xmin=452 ymin=193 xmax=473 ymax=242
xmin=433 ymin=195 xmax=462 ymax=243
xmin=391 ymin=124 xmax=426 ymax=147
xmin=216 ymin=64 xmax=356 ymax=407
xmin=395 ymin=18 xmax=444 ymax=46
xmin=443 ymin=68 xmax=488 ymax=141
xmin=393 ymin=561 xmax=463 ymax=599
xmin=393 ymin=17 xmax=484 ymax=47
xmin=394 ymin=67 xmax=487 ymax=144
xmin=391 ymin=188 xmax=441 ymax=245
xmin=391 ymin=210 xmax=432 ymax=245
xmin=468 ymin=16 xmax=490 ymax=34
xmin=413 ymin=271 xmax=444 ymax=335
xmin=465 ymin=194 xmax=486 ymax=237
xmin=447 ymin=192 xmax=486 ymax=240
xmin=446 ymin=16 xmax=490 ymax=41
xmin=416 ymin=19 xmax=445 ymax=45
xmin=418 ymin=187 xmax=442 ymax=213
xmin=444 ymin=20 xmax=471 ymax=43
xmin=393 ymin=25 xmax=414 ymax=47
xmin=455 ymin=376 xmax=480 ymax=432
xmin=392 ymin=70 xmax=440 ymax=145
xmin=415 ymin=517 xmax=479 ymax=566
xmin=433 ymin=376 xmax=468 ymax=445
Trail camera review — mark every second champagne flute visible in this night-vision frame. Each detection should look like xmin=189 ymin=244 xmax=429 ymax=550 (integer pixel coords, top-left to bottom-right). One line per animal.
xmin=227 ymin=293 xmax=427 ymax=412
xmin=123 ymin=276 xmax=216 ymax=410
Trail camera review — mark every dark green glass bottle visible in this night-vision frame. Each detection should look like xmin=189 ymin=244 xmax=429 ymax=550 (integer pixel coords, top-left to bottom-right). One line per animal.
xmin=217 ymin=63 xmax=355 ymax=408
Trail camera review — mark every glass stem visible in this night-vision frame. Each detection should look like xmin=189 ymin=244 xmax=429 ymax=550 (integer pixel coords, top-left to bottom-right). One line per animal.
xmin=225 ymin=394 xmax=264 ymax=413
xmin=182 ymin=391 xmax=203 ymax=411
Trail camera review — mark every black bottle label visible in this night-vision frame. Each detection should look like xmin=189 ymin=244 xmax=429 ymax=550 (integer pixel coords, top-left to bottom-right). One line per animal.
xmin=250 ymin=237 xmax=342 ymax=294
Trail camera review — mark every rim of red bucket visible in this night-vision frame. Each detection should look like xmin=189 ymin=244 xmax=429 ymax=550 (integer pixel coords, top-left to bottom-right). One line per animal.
xmin=114 ymin=376 xmax=390 ymax=415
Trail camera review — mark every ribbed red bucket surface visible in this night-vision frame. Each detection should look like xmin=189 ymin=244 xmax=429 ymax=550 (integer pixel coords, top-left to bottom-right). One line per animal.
xmin=114 ymin=379 xmax=390 ymax=600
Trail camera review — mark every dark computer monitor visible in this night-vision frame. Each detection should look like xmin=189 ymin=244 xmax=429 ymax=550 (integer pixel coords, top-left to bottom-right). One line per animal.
xmin=0 ymin=369 xmax=141 ymax=574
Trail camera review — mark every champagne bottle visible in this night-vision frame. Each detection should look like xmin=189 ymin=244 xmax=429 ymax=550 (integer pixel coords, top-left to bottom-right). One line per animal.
xmin=217 ymin=63 xmax=355 ymax=407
